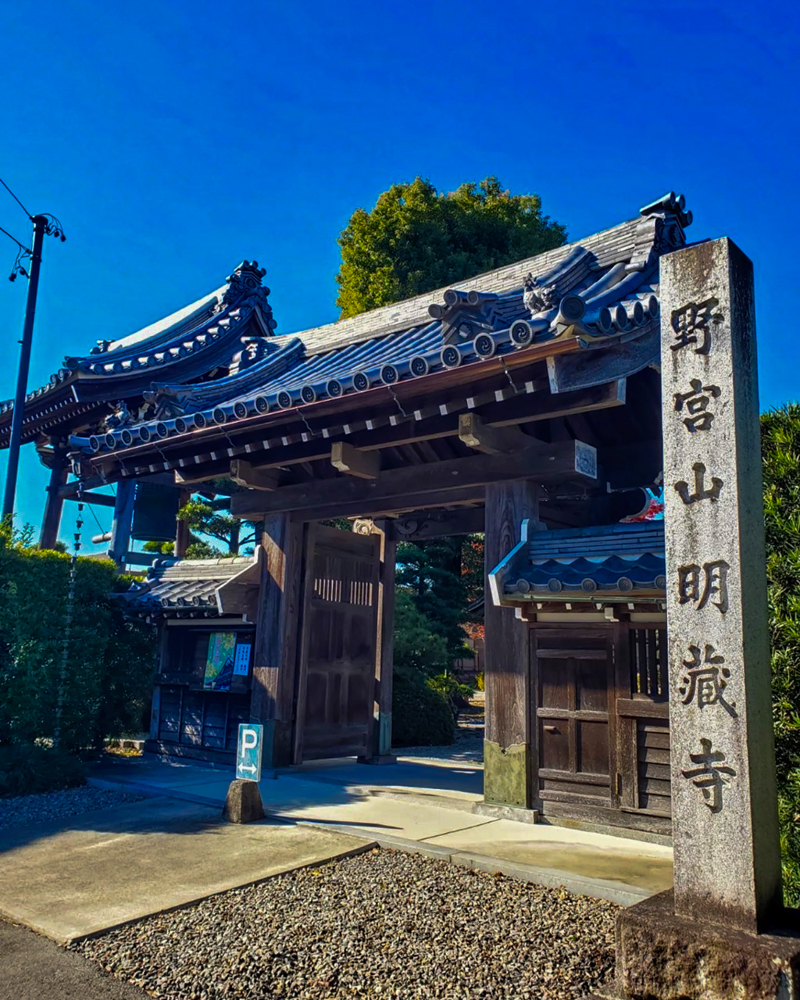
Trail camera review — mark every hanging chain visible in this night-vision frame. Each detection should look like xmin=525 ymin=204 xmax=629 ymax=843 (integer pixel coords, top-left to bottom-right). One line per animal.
xmin=53 ymin=492 xmax=83 ymax=748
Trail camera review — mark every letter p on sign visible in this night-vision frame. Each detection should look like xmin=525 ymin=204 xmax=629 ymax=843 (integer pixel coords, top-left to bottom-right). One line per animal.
xmin=236 ymin=723 xmax=263 ymax=782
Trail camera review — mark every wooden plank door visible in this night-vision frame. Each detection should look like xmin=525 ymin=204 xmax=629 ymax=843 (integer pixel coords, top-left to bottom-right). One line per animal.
xmin=295 ymin=524 xmax=381 ymax=762
xmin=533 ymin=628 xmax=616 ymax=808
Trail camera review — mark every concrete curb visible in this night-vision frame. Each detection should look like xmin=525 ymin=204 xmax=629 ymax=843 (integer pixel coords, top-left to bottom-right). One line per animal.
xmin=88 ymin=776 xmax=658 ymax=907
xmin=298 ymin=822 xmax=651 ymax=907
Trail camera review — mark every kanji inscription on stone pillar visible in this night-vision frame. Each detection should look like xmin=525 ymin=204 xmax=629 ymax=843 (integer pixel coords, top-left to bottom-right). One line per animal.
xmin=661 ymin=238 xmax=782 ymax=932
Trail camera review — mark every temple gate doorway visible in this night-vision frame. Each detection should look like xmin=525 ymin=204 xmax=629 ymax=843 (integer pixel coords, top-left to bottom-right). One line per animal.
xmin=294 ymin=523 xmax=381 ymax=762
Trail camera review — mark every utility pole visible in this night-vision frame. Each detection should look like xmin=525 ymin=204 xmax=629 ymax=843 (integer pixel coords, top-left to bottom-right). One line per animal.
xmin=2 ymin=214 xmax=48 ymax=520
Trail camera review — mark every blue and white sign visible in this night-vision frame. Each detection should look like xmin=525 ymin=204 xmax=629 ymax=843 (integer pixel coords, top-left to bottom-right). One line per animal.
xmin=236 ymin=723 xmax=263 ymax=782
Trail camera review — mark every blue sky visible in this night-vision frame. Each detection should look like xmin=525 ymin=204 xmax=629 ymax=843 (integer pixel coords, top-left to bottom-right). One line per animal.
xmin=2 ymin=0 xmax=799 ymax=546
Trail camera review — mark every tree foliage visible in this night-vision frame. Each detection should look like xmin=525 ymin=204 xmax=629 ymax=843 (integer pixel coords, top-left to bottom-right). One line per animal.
xmin=0 ymin=519 xmax=155 ymax=751
xmin=396 ymin=536 xmax=469 ymax=662
xmin=393 ymin=590 xmax=449 ymax=677
xmin=336 ymin=176 xmax=567 ymax=318
xmin=762 ymin=404 xmax=800 ymax=904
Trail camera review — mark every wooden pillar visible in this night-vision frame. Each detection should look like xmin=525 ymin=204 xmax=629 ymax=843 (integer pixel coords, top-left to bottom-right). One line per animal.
xmin=483 ymin=480 xmax=539 ymax=810
xmin=250 ymin=513 xmax=304 ymax=768
xmin=359 ymin=519 xmax=397 ymax=764
xmin=174 ymin=489 xmax=190 ymax=558
xmin=39 ymin=448 xmax=68 ymax=550
xmin=109 ymin=479 xmax=136 ymax=570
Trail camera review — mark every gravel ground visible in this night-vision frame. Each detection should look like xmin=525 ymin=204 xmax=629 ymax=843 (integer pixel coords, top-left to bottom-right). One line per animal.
xmin=76 ymin=848 xmax=618 ymax=999
xmin=0 ymin=786 xmax=145 ymax=831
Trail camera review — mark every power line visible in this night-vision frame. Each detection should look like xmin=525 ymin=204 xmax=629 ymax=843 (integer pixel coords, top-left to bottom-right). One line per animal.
xmin=0 ymin=177 xmax=32 ymax=220
xmin=0 ymin=223 xmax=30 ymax=253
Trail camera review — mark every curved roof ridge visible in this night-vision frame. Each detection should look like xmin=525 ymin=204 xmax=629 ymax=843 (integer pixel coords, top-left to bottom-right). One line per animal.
xmin=272 ymin=215 xmax=644 ymax=355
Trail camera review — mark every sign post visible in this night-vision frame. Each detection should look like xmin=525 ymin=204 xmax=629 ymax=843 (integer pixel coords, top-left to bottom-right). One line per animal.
xmin=236 ymin=723 xmax=264 ymax=782
xmin=224 ymin=724 xmax=266 ymax=823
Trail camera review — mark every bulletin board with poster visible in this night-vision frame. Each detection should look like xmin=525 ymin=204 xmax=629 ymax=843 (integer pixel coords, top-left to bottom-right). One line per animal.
xmin=203 ymin=632 xmax=253 ymax=693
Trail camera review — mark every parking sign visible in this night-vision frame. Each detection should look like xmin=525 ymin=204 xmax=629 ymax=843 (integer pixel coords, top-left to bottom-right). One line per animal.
xmin=236 ymin=723 xmax=263 ymax=782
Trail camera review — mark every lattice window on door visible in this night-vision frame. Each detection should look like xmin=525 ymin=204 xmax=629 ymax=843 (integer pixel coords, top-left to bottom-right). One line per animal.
xmin=630 ymin=629 xmax=668 ymax=700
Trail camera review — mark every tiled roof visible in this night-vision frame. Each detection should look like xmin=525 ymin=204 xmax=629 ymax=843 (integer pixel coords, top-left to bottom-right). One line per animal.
xmin=0 ymin=261 xmax=276 ymax=429
xmin=70 ymin=192 xmax=692 ymax=459
xmin=489 ymin=521 xmax=666 ymax=605
xmin=121 ymin=555 xmax=259 ymax=616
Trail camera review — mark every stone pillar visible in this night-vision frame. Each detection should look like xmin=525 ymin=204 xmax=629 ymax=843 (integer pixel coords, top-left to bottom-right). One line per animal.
xmin=250 ymin=513 xmax=304 ymax=768
xmin=39 ymin=447 xmax=68 ymax=550
xmin=597 ymin=238 xmax=800 ymax=1000
xmin=483 ymin=480 xmax=539 ymax=810
xmin=661 ymin=237 xmax=781 ymax=932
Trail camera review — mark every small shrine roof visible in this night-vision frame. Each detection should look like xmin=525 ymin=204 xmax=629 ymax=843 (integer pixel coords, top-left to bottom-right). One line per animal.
xmin=121 ymin=554 xmax=259 ymax=617
xmin=490 ymin=520 xmax=666 ymax=606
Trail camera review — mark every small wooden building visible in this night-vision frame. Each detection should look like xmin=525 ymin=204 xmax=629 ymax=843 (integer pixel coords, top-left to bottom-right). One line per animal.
xmin=3 ymin=192 xmax=696 ymax=836
xmin=490 ymin=520 xmax=668 ymax=834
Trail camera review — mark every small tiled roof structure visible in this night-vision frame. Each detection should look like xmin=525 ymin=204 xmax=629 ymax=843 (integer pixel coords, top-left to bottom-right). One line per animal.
xmin=120 ymin=554 xmax=260 ymax=618
xmin=61 ymin=192 xmax=691 ymax=466
xmin=489 ymin=521 xmax=666 ymax=606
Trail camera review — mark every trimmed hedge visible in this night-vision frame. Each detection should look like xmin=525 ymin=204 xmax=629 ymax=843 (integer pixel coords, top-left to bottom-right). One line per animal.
xmin=0 ymin=744 xmax=86 ymax=797
xmin=0 ymin=525 xmax=156 ymax=752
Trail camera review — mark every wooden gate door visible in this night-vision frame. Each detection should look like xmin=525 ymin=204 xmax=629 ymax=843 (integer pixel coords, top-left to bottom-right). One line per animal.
xmin=295 ymin=523 xmax=381 ymax=762
xmin=533 ymin=627 xmax=616 ymax=810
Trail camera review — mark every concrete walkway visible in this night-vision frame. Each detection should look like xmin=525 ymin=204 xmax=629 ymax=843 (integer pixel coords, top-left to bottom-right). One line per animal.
xmin=89 ymin=755 xmax=673 ymax=904
xmin=0 ymin=797 xmax=371 ymax=945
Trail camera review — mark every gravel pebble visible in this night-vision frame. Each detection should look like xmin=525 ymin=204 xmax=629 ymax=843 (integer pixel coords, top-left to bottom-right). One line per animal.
xmin=76 ymin=848 xmax=618 ymax=999
xmin=0 ymin=786 xmax=145 ymax=830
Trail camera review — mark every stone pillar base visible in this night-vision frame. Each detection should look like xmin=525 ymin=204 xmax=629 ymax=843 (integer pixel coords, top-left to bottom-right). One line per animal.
xmin=223 ymin=779 xmax=266 ymax=824
xmin=591 ymin=890 xmax=800 ymax=1000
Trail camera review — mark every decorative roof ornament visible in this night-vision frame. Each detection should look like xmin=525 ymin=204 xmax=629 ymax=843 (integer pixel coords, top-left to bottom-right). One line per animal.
xmin=217 ymin=259 xmax=277 ymax=335
xmin=100 ymin=400 xmax=132 ymax=432
xmin=523 ymin=273 xmax=558 ymax=315
xmin=428 ymin=288 xmax=501 ymax=343
xmin=221 ymin=260 xmax=266 ymax=306
xmin=628 ymin=192 xmax=692 ymax=272
xmin=639 ymin=191 xmax=692 ymax=229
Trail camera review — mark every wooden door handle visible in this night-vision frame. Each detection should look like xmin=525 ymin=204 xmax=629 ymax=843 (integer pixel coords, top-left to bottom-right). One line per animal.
xmin=543 ymin=725 xmax=559 ymax=734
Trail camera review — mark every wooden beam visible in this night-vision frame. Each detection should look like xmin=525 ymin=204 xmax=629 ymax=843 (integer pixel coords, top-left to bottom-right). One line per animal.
xmin=231 ymin=439 xmax=596 ymax=520
xmin=458 ymin=413 xmax=538 ymax=455
xmin=388 ymin=506 xmax=486 ymax=541
xmin=175 ymin=467 xmax=227 ymax=487
xmin=331 ymin=441 xmax=381 ymax=479
xmin=174 ymin=490 xmax=190 ymax=558
xmin=67 ymin=490 xmax=117 ymax=508
xmin=230 ymin=459 xmax=280 ymax=491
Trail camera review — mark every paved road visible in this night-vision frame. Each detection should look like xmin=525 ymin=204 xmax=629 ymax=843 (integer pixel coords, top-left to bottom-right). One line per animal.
xmin=0 ymin=920 xmax=147 ymax=1000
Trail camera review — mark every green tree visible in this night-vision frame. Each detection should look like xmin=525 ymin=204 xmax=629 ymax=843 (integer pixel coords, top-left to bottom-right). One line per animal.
xmin=336 ymin=176 xmax=567 ymax=318
xmin=393 ymin=590 xmax=449 ymax=676
xmin=396 ymin=536 xmax=469 ymax=663
xmin=762 ymin=404 xmax=800 ymax=904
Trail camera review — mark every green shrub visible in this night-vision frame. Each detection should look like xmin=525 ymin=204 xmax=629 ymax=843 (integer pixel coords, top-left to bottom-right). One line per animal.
xmin=475 ymin=672 xmax=485 ymax=692
xmin=0 ymin=520 xmax=156 ymax=751
xmin=427 ymin=672 xmax=475 ymax=720
xmin=392 ymin=667 xmax=456 ymax=747
xmin=0 ymin=744 xmax=86 ymax=797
